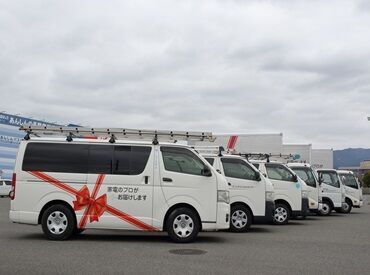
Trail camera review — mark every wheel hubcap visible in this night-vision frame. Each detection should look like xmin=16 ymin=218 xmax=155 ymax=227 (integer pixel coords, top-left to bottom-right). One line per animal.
xmin=342 ymin=203 xmax=349 ymax=211
xmin=173 ymin=214 xmax=194 ymax=238
xmin=231 ymin=210 xmax=248 ymax=229
xmin=321 ymin=204 xmax=330 ymax=214
xmin=47 ymin=211 xmax=68 ymax=235
xmin=274 ymin=207 xmax=288 ymax=223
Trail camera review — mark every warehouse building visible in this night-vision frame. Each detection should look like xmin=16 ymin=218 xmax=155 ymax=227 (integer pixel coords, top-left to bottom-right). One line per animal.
xmin=0 ymin=112 xmax=58 ymax=179
xmin=192 ymin=133 xmax=333 ymax=169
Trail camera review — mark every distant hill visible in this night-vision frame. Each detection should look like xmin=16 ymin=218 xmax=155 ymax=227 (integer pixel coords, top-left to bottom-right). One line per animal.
xmin=334 ymin=148 xmax=370 ymax=169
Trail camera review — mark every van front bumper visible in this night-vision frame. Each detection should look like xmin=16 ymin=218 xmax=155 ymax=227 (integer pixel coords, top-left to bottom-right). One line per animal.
xmin=292 ymin=198 xmax=309 ymax=217
xmin=353 ymin=200 xmax=363 ymax=208
xmin=254 ymin=201 xmax=275 ymax=223
xmin=202 ymin=202 xmax=230 ymax=231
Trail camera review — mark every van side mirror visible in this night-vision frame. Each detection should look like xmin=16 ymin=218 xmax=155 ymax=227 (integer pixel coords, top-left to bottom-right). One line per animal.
xmin=292 ymin=174 xmax=298 ymax=182
xmin=255 ymin=173 xmax=261 ymax=182
xmin=202 ymin=167 xmax=212 ymax=177
xmin=318 ymin=176 xmax=323 ymax=186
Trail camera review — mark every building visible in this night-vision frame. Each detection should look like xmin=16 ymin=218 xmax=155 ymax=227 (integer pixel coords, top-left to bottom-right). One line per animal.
xmin=283 ymin=144 xmax=312 ymax=163
xmin=0 ymin=112 xmax=58 ymax=179
xmin=311 ymin=149 xmax=334 ymax=170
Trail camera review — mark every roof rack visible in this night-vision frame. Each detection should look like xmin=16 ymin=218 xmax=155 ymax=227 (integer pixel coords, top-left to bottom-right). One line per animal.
xmin=20 ymin=124 xmax=216 ymax=145
xmin=234 ymin=153 xmax=294 ymax=163
xmin=192 ymin=146 xmax=225 ymax=156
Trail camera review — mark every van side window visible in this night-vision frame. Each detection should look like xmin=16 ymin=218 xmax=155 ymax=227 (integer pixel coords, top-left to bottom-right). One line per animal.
xmin=221 ymin=158 xmax=259 ymax=181
xmin=205 ymin=158 xmax=215 ymax=166
xmin=113 ymin=146 xmax=151 ymax=175
xmin=23 ymin=143 xmax=89 ymax=173
xmin=23 ymin=143 xmax=151 ymax=175
xmin=89 ymin=145 xmax=113 ymax=174
xmin=292 ymin=168 xmax=316 ymax=188
xmin=4 ymin=181 xmax=11 ymax=185
xmin=161 ymin=147 xmax=206 ymax=176
xmin=320 ymin=172 xmax=340 ymax=188
xmin=266 ymin=163 xmax=295 ymax=182
xmin=340 ymin=174 xmax=358 ymax=189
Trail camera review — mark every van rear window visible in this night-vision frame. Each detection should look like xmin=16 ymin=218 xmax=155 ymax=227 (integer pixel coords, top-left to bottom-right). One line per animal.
xmin=22 ymin=143 xmax=151 ymax=175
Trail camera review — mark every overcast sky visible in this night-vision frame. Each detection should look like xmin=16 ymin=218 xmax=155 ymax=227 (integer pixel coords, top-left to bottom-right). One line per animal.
xmin=1 ymin=0 xmax=370 ymax=149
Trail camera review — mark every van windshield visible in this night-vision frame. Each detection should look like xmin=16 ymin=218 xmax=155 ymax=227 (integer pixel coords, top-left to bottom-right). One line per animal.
xmin=291 ymin=167 xmax=317 ymax=188
xmin=265 ymin=163 xmax=295 ymax=182
xmin=340 ymin=174 xmax=358 ymax=189
xmin=320 ymin=171 xmax=340 ymax=188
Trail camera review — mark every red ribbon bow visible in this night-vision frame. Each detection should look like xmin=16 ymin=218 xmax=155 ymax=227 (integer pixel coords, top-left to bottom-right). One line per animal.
xmin=73 ymin=185 xmax=107 ymax=223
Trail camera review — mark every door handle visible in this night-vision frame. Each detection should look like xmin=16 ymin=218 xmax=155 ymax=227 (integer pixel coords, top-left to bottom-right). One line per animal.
xmin=144 ymin=176 xmax=149 ymax=184
xmin=228 ymin=182 xmax=232 ymax=186
xmin=163 ymin=177 xmax=173 ymax=182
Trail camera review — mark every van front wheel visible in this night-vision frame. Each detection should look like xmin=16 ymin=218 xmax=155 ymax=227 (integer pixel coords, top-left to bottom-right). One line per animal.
xmin=230 ymin=205 xmax=252 ymax=232
xmin=273 ymin=204 xmax=290 ymax=225
xmin=166 ymin=207 xmax=200 ymax=243
xmin=41 ymin=204 xmax=75 ymax=240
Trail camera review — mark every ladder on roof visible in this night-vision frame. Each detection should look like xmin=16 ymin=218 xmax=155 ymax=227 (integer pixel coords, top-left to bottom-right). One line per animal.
xmin=234 ymin=153 xmax=294 ymax=163
xmin=19 ymin=124 xmax=216 ymax=144
xmin=192 ymin=146 xmax=225 ymax=156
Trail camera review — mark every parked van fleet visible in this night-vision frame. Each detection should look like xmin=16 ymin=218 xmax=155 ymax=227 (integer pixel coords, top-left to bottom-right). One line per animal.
xmin=287 ymin=163 xmax=323 ymax=214
xmin=338 ymin=170 xmax=363 ymax=213
xmin=194 ymin=147 xmax=275 ymax=232
xmin=249 ymin=159 xmax=309 ymax=225
xmin=0 ymin=179 xmax=11 ymax=197
xmin=9 ymin=125 xmax=230 ymax=243
xmin=316 ymin=169 xmax=346 ymax=215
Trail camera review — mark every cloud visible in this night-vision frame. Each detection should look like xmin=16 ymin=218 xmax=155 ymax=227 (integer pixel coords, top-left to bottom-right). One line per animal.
xmin=0 ymin=0 xmax=370 ymax=149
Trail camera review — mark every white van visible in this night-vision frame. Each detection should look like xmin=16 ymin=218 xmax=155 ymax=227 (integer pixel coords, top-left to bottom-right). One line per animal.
xmin=9 ymin=126 xmax=230 ymax=243
xmin=250 ymin=160 xmax=309 ymax=225
xmin=195 ymin=147 xmax=275 ymax=232
xmin=287 ymin=163 xmax=323 ymax=214
xmin=0 ymin=179 xmax=12 ymax=197
xmin=337 ymin=170 xmax=363 ymax=213
xmin=316 ymin=169 xmax=346 ymax=216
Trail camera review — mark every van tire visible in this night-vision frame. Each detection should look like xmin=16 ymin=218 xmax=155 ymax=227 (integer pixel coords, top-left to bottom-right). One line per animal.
xmin=41 ymin=204 xmax=75 ymax=241
xmin=273 ymin=203 xmax=290 ymax=225
xmin=318 ymin=201 xmax=332 ymax=216
xmin=230 ymin=205 xmax=252 ymax=232
xmin=166 ymin=207 xmax=200 ymax=243
xmin=340 ymin=200 xmax=352 ymax=214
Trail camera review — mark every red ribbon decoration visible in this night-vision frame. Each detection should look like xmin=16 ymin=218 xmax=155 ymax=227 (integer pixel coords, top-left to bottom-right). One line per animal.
xmin=28 ymin=171 xmax=158 ymax=231
xmin=73 ymin=186 xmax=107 ymax=223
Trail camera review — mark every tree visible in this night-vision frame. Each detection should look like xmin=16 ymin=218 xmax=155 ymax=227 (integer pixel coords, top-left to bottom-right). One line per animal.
xmin=363 ymin=172 xmax=370 ymax=188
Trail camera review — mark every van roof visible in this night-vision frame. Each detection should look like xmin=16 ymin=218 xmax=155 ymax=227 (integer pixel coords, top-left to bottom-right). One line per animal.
xmin=287 ymin=163 xmax=311 ymax=168
xmin=20 ymin=137 xmax=190 ymax=147
xmin=337 ymin=170 xmax=353 ymax=174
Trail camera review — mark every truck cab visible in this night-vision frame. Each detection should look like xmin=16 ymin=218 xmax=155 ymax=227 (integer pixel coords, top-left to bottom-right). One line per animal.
xmin=316 ymin=169 xmax=346 ymax=216
xmin=250 ymin=160 xmax=309 ymax=225
xmin=337 ymin=170 xmax=363 ymax=213
xmin=287 ymin=163 xmax=322 ymax=214
xmin=196 ymin=149 xmax=275 ymax=232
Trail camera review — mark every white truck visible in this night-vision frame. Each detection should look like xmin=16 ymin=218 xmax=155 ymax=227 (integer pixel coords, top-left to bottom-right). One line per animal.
xmin=316 ymin=169 xmax=346 ymax=215
xmin=338 ymin=170 xmax=363 ymax=213
xmin=287 ymin=163 xmax=322 ymax=214
xmin=195 ymin=147 xmax=275 ymax=232
xmin=249 ymin=158 xmax=309 ymax=225
xmin=9 ymin=125 xmax=230 ymax=243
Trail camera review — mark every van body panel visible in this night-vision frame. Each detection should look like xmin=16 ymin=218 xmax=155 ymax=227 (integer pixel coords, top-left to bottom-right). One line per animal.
xmin=256 ymin=162 xmax=302 ymax=212
xmin=10 ymin=139 xmax=229 ymax=238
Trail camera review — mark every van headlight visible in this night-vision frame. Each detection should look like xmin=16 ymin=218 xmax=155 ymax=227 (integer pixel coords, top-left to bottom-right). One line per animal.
xmin=218 ymin=190 xmax=230 ymax=204
xmin=265 ymin=191 xmax=274 ymax=202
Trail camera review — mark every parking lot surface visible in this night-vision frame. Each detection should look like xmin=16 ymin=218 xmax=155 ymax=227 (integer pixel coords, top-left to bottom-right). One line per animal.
xmin=0 ymin=197 xmax=370 ymax=274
